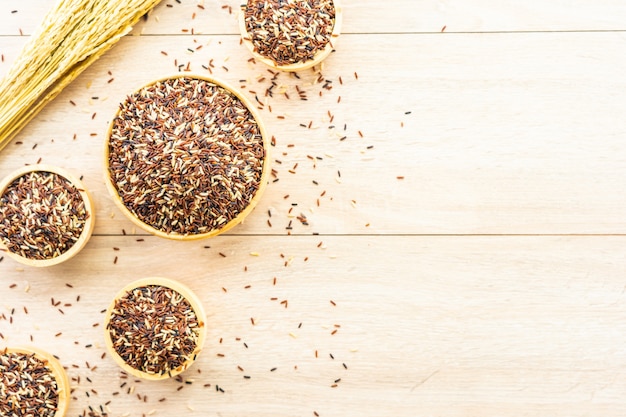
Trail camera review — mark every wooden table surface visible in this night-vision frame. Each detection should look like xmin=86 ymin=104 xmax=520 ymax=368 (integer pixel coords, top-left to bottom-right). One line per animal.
xmin=2 ymin=1 xmax=626 ymax=416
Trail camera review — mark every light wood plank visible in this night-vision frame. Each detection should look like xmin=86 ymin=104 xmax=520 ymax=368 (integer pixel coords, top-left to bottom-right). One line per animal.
xmin=1 ymin=0 xmax=626 ymax=37
xmin=1 ymin=32 xmax=625 ymax=234
xmin=1 ymin=236 xmax=626 ymax=416
xmin=2 ymin=2 xmax=625 ymax=416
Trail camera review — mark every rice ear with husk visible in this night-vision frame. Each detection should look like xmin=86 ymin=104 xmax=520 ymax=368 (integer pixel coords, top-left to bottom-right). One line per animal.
xmin=0 ymin=0 xmax=162 ymax=153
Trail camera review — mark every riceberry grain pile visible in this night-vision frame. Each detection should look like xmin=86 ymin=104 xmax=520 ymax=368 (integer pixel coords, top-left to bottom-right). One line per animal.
xmin=107 ymin=76 xmax=265 ymax=236
xmin=0 ymin=350 xmax=60 ymax=417
xmin=0 ymin=171 xmax=89 ymax=260
xmin=106 ymin=285 xmax=202 ymax=376
xmin=244 ymin=0 xmax=336 ymax=66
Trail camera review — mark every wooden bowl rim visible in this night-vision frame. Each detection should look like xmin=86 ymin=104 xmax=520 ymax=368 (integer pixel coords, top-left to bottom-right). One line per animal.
xmin=0 ymin=164 xmax=96 ymax=267
xmin=103 ymin=277 xmax=207 ymax=380
xmin=238 ymin=0 xmax=343 ymax=72
xmin=103 ymin=73 xmax=271 ymax=241
xmin=2 ymin=346 xmax=71 ymax=417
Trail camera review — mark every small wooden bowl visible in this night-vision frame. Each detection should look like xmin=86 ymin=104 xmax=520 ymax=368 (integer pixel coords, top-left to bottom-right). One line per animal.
xmin=239 ymin=0 xmax=342 ymax=71
xmin=103 ymin=277 xmax=207 ymax=380
xmin=104 ymin=73 xmax=270 ymax=241
xmin=0 ymin=165 xmax=95 ymax=267
xmin=2 ymin=346 xmax=71 ymax=417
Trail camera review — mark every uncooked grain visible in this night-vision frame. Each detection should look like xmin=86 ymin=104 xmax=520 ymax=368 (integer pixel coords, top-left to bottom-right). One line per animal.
xmin=243 ymin=0 xmax=337 ymax=66
xmin=0 ymin=350 xmax=59 ymax=417
xmin=108 ymin=77 xmax=265 ymax=236
xmin=0 ymin=171 xmax=89 ymax=260
xmin=106 ymin=285 xmax=202 ymax=376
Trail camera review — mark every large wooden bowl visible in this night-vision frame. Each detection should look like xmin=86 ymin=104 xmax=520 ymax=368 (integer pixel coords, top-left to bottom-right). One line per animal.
xmin=103 ymin=73 xmax=270 ymax=241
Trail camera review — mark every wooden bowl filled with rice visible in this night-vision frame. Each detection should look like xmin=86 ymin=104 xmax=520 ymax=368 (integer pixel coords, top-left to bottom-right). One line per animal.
xmin=0 ymin=165 xmax=95 ymax=267
xmin=104 ymin=74 xmax=270 ymax=241
xmin=103 ymin=277 xmax=207 ymax=380
xmin=239 ymin=0 xmax=343 ymax=71
xmin=1 ymin=346 xmax=71 ymax=417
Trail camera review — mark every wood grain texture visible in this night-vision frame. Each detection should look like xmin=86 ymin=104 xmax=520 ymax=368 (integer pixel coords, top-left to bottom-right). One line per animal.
xmin=1 ymin=1 xmax=626 ymax=416
xmin=1 ymin=0 xmax=626 ymax=36
xmin=2 ymin=236 xmax=626 ymax=416
xmin=2 ymin=31 xmax=626 ymax=234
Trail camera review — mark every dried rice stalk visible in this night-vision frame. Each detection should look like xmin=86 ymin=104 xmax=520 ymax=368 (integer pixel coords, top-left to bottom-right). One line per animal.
xmin=0 ymin=0 xmax=162 ymax=152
